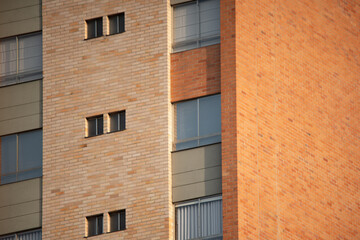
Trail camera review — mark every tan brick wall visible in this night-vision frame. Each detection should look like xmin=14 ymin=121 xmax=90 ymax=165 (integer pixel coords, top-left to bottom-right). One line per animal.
xmin=42 ymin=0 xmax=172 ymax=239
xmin=221 ymin=0 xmax=360 ymax=239
xmin=171 ymin=44 xmax=221 ymax=103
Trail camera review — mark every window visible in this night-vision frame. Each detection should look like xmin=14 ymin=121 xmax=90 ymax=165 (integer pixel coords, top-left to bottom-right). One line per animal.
xmin=176 ymin=196 xmax=222 ymax=240
xmin=172 ymin=0 xmax=220 ymax=52
xmin=109 ymin=209 xmax=126 ymax=232
xmin=0 ymin=129 xmax=42 ymax=185
xmin=87 ymin=214 xmax=103 ymax=237
xmin=0 ymin=228 xmax=41 ymax=240
xmin=108 ymin=13 xmax=125 ymax=35
xmin=109 ymin=110 xmax=126 ymax=132
xmin=175 ymin=94 xmax=221 ymax=150
xmin=87 ymin=115 xmax=103 ymax=137
xmin=0 ymin=32 xmax=42 ymax=86
xmin=86 ymin=17 xmax=103 ymax=39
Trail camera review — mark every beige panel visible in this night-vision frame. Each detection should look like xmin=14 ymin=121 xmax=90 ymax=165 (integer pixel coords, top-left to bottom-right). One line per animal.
xmin=0 ymin=199 xmax=40 ymax=221
xmin=0 ymin=80 xmax=41 ymax=108
xmin=172 ymin=143 xmax=221 ymax=174
xmin=173 ymin=179 xmax=222 ymax=202
xmin=0 ymin=112 xmax=41 ymax=136
xmin=172 ymin=144 xmax=222 ymax=202
xmin=0 ymin=178 xmax=42 ymax=235
xmin=0 ymin=212 xmax=41 ymax=235
xmin=0 ymin=0 xmax=39 ymax=12
xmin=0 ymin=178 xmax=41 ymax=207
xmin=0 ymin=5 xmax=40 ymax=25
xmin=0 ymin=102 xmax=41 ymax=122
xmin=0 ymin=80 xmax=42 ymax=135
xmin=172 ymin=165 xmax=221 ymax=187
xmin=0 ymin=17 xmax=41 ymax=38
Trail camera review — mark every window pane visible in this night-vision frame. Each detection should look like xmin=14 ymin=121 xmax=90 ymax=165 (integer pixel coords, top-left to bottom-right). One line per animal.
xmin=1 ymin=135 xmax=17 ymax=175
xmin=109 ymin=13 xmax=125 ymax=35
xmin=18 ymin=33 xmax=42 ymax=75
xmin=110 ymin=113 xmax=119 ymax=132
xmin=97 ymin=215 xmax=103 ymax=235
xmin=173 ymin=3 xmax=199 ymax=43
xmin=17 ymin=168 xmax=42 ymax=182
xmin=120 ymin=111 xmax=126 ymax=131
xmin=200 ymin=199 xmax=222 ymax=237
xmin=87 ymin=19 xmax=95 ymax=39
xmin=17 ymin=229 xmax=42 ymax=240
xmin=199 ymin=94 xmax=221 ymax=140
xmin=88 ymin=118 xmax=96 ymax=136
xmin=200 ymin=0 xmax=220 ymax=39
xmin=96 ymin=18 xmax=103 ymax=37
xmin=87 ymin=217 xmax=96 ymax=236
xmin=0 ymin=235 xmax=15 ymax=240
xmin=176 ymin=203 xmax=198 ymax=239
xmin=97 ymin=116 xmax=103 ymax=135
xmin=0 ymin=38 xmax=17 ymax=77
xmin=110 ymin=212 xmax=119 ymax=232
xmin=176 ymin=99 xmax=198 ymax=142
xmin=120 ymin=209 xmax=126 ymax=230
xmin=18 ymin=130 xmax=42 ymax=172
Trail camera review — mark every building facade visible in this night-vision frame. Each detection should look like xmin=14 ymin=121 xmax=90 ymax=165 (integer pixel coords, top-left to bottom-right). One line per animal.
xmin=0 ymin=0 xmax=359 ymax=239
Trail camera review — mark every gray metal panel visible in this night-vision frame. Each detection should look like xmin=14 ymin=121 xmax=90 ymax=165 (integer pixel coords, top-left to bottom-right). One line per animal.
xmin=0 ymin=5 xmax=40 ymax=25
xmin=172 ymin=143 xmax=221 ymax=174
xmin=0 ymin=17 xmax=41 ymax=39
xmin=0 ymin=178 xmax=42 ymax=235
xmin=172 ymin=144 xmax=222 ymax=202
xmin=0 ymin=0 xmax=39 ymax=12
xmin=0 ymin=80 xmax=42 ymax=136
xmin=173 ymin=178 xmax=221 ymax=203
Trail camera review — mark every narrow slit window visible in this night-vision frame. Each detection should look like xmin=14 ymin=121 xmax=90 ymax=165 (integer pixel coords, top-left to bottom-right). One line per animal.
xmin=109 ymin=209 xmax=126 ymax=232
xmin=108 ymin=13 xmax=125 ymax=35
xmin=86 ymin=17 xmax=103 ymax=39
xmin=87 ymin=214 xmax=103 ymax=237
xmin=109 ymin=110 xmax=126 ymax=132
xmin=87 ymin=115 xmax=103 ymax=137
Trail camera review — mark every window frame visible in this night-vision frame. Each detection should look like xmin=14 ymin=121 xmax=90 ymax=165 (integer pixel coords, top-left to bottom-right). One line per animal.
xmin=0 ymin=228 xmax=42 ymax=240
xmin=0 ymin=129 xmax=43 ymax=185
xmin=108 ymin=209 xmax=126 ymax=233
xmin=108 ymin=13 xmax=125 ymax=36
xmin=175 ymin=195 xmax=223 ymax=240
xmin=0 ymin=32 xmax=43 ymax=87
xmin=85 ymin=17 xmax=103 ymax=39
xmin=174 ymin=94 xmax=221 ymax=151
xmin=108 ymin=110 xmax=126 ymax=133
xmin=172 ymin=0 xmax=220 ymax=52
xmin=86 ymin=214 xmax=104 ymax=237
xmin=86 ymin=115 xmax=104 ymax=137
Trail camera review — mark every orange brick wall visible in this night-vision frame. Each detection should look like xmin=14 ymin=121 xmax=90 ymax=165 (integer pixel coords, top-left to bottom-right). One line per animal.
xmin=171 ymin=44 xmax=220 ymax=102
xmin=221 ymin=0 xmax=360 ymax=239
xmin=42 ymin=1 xmax=172 ymax=239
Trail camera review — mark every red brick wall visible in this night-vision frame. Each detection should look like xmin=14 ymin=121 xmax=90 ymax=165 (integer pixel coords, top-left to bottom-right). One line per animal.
xmin=171 ymin=44 xmax=220 ymax=102
xmin=221 ymin=0 xmax=360 ymax=239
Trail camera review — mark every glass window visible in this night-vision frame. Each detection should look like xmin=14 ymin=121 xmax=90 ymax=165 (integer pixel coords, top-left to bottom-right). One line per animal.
xmin=0 ymin=229 xmax=41 ymax=240
xmin=87 ymin=115 xmax=103 ymax=137
xmin=0 ymin=32 xmax=42 ymax=86
xmin=175 ymin=94 xmax=221 ymax=150
xmin=86 ymin=17 xmax=103 ymax=39
xmin=109 ymin=209 xmax=126 ymax=232
xmin=0 ymin=130 xmax=42 ymax=185
xmin=87 ymin=214 xmax=103 ymax=237
xmin=109 ymin=13 xmax=125 ymax=35
xmin=109 ymin=110 xmax=126 ymax=132
xmin=176 ymin=196 xmax=222 ymax=240
xmin=173 ymin=0 xmax=220 ymax=52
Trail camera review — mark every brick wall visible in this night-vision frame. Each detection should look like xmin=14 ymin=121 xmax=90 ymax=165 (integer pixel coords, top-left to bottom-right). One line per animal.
xmin=222 ymin=0 xmax=360 ymax=239
xmin=42 ymin=1 xmax=172 ymax=239
xmin=171 ymin=44 xmax=220 ymax=103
